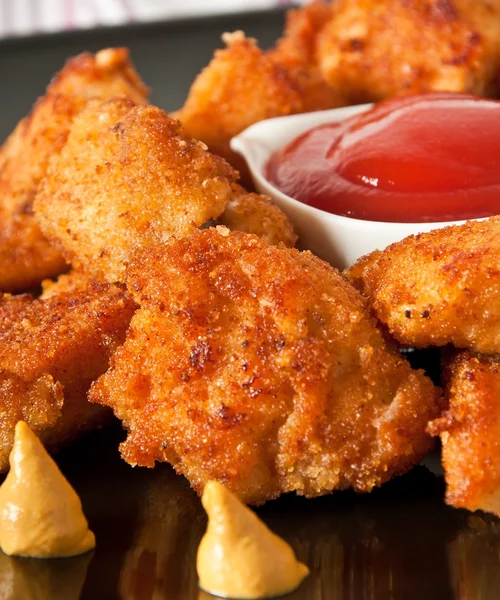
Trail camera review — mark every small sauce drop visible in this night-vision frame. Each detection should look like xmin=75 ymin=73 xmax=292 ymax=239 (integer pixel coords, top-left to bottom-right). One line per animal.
xmin=0 ymin=421 xmax=95 ymax=558
xmin=197 ymin=480 xmax=309 ymax=599
xmin=267 ymin=94 xmax=500 ymax=223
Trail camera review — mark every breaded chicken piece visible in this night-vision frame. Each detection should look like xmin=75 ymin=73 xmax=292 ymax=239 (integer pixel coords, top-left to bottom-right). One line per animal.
xmin=346 ymin=217 xmax=500 ymax=354
xmin=173 ymin=31 xmax=339 ymax=184
xmin=0 ymin=281 xmax=136 ymax=472
xmin=317 ymin=0 xmax=500 ymax=104
xmin=428 ymin=351 xmax=500 ymax=517
xmin=35 ymin=98 xmax=237 ymax=284
xmin=0 ymin=48 xmax=149 ymax=293
xmin=268 ymin=2 xmax=341 ymax=110
xmin=218 ymin=184 xmax=297 ymax=247
xmin=90 ymin=227 xmax=440 ymax=505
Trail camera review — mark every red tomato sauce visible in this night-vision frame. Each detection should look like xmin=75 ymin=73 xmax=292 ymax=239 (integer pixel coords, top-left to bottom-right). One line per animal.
xmin=266 ymin=94 xmax=500 ymax=223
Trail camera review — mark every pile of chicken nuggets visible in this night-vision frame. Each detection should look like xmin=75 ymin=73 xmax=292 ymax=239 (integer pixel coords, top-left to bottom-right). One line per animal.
xmin=1 ymin=0 xmax=500 ymax=517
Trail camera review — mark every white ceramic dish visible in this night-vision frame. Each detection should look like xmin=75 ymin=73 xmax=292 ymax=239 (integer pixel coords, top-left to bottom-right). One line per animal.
xmin=230 ymin=104 xmax=467 ymax=270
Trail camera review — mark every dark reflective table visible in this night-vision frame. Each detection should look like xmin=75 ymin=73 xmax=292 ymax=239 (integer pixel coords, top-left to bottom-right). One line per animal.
xmin=0 ymin=424 xmax=497 ymax=600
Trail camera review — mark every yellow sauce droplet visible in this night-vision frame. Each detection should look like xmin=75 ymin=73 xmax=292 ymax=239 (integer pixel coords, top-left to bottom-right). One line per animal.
xmin=197 ymin=481 xmax=309 ymax=599
xmin=0 ymin=421 xmax=95 ymax=558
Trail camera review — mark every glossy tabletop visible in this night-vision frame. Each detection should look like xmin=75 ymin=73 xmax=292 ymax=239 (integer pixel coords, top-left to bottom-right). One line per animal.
xmin=3 ymin=423 xmax=498 ymax=600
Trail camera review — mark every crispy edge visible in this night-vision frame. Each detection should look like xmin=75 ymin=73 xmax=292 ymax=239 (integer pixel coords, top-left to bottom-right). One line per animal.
xmin=48 ymin=47 xmax=150 ymax=104
xmin=429 ymin=350 xmax=500 ymax=516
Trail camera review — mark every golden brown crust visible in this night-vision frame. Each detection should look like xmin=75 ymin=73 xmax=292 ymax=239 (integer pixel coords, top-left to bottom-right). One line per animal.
xmin=345 ymin=216 xmax=500 ymax=353
xmin=218 ymin=184 xmax=298 ymax=247
xmin=317 ymin=0 xmax=500 ymax=104
xmin=90 ymin=227 xmax=440 ymax=505
xmin=0 ymin=48 xmax=149 ymax=293
xmin=428 ymin=350 xmax=500 ymax=516
xmin=0 ymin=281 xmax=136 ymax=471
xmin=35 ymin=98 xmax=237 ymax=283
xmin=174 ymin=31 xmax=339 ymax=184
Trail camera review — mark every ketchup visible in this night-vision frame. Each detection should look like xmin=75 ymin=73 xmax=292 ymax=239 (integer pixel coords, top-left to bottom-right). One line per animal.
xmin=266 ymin=94 xmax=500 ymax=223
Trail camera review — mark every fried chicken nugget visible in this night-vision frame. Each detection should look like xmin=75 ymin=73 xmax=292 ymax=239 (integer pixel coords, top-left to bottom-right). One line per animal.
xmin=317 ymin=0 xmax=500 ymax=104
xmin=34 ymin=98 xmax=237 ymax=283
xmin=428 ymin=351 xmax=500 ymax=517
xmin=89 ymin=227 xmax=441 ymax=505
xmin=346 ymin=217 xmax=500 ymax=353
xmin=173 ymin=31 xmax=339 ymax=184
xmin=0 ymin=48 xmax=149 ymax=293
xmin=218 ymin=184 xmax=297 ymax=247
xmin=0 ymin=281 xmax=136 ymax=472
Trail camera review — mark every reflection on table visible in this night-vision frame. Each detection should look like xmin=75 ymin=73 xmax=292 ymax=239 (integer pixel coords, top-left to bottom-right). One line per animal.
xmin=97 ymin=459 xmax=500 ymax=600
xmin=449 ymin=514 xmax=500 ymax=600
xmin=0 ymin=549 xmax=92 ymax=600
xmin=119 ymin=468 xmax=204 ymax=600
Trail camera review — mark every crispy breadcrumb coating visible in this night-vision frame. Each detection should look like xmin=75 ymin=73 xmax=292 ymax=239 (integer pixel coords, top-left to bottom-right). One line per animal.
xmin=0 ymin=48 xmax=149 ymax=293
xmin=317 ymin=0 xmax=500 ymax=103
xmin=428 ymin=350 xmax=500 ymax=517
xmin=174 ymin=31 xmax=339 ymax=184
xmin=346 ymin=217 xmax=500 ymax=353
xmin=35 ymin=98 xmax=237 ymax=283
xmin=0 ymin=281 xmax=136 ymax=472
xmin=90 ymin=227 xmax=440 ymax=505
xmin=218 ymin=184 xmax=297 ymax=247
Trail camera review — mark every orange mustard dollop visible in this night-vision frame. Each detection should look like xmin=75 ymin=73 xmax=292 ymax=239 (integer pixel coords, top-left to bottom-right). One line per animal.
xmin=197 ymin=480 xmax=309 ymax=599
xmin=0 ymin=421 xmax=95 ymax=558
